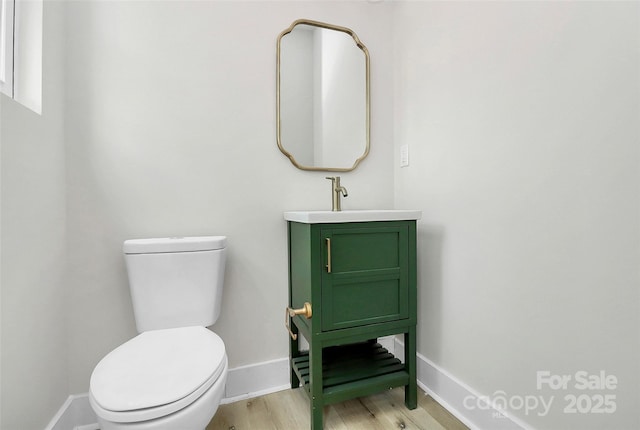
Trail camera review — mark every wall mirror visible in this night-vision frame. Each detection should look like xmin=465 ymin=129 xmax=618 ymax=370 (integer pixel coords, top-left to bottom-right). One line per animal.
xmin=277 ymin=19 xmax=370 ymax=172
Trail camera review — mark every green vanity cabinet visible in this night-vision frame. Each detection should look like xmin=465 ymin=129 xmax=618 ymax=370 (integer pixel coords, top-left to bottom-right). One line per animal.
xmin=286 ymin=216 xmax=418 ymax=430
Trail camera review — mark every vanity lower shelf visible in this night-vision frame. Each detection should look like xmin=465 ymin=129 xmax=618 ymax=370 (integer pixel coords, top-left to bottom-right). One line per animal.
xmin=292 ymin=341 xmax=410 ymax=405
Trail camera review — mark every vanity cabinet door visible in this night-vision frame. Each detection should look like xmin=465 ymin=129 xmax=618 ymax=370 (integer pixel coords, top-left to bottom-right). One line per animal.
xmin=320 ymin=223 xmax=409 ymax=331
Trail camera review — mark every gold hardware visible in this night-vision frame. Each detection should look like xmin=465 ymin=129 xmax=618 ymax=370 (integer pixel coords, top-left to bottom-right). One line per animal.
xmin=285 ymin=302 xmax=312 ymax=340
xmin=289 ymin=302 xmax=313 ymax=319
xmin=276 ymin=19 xmax=370 ymax=172
xmin=325 ymin=238 xmax=332 ymax=273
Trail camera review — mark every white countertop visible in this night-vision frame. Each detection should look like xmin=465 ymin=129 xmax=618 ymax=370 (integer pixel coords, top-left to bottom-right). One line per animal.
xmin=284 ymin=210 xmax=422 ymax=224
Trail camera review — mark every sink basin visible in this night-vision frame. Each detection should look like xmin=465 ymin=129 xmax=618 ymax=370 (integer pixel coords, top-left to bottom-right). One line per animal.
xmin=284 ymin=210 xmax=422 ymax=224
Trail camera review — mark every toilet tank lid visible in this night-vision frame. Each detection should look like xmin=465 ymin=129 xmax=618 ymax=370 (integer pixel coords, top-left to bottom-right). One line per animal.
xmin=123 ymin=236 xmax=227 ymax=254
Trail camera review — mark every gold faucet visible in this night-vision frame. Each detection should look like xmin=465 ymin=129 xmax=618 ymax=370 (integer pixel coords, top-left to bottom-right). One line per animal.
xmin=326 ymin=176 xmax=348 ymax=212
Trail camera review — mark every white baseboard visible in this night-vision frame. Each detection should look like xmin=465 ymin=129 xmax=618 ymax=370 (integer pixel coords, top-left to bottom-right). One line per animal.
xmin=393 ymin=337 xmax=529 ymax=430
xmin=74 ymin=424 xmax=100 ymax=430
xmin=46 ymin=336 xmax=523 ymax=430
xmin=43 ymin=357 xmax=297 ymax=429
xmin=222 ymin=356 xmax=291 ymax=404
xmin=43 ymin=394 xmax=98 ymax=430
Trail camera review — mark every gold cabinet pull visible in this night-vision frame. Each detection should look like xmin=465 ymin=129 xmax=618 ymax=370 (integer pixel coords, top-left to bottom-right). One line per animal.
xmin=326 ymin=238 xmax=332 ymax=273
xmin=285 ymin=302 xmax=312 ymax=340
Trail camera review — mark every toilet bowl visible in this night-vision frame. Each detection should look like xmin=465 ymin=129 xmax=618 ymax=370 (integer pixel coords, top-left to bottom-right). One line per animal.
xmin=90 ymin=326 xmax=227 ymax=430
xmin=89 ymin=236 xmax=229 ymax=429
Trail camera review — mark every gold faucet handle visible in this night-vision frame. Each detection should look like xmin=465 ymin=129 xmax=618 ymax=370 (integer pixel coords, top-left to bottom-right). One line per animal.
xmin=285 ymin=302 xmax=312 ymax=340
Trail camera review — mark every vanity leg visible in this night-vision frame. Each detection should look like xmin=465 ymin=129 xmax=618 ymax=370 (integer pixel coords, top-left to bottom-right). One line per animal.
xmin=289 ymin=323 xmax=300 ymax=389
xmin=309 ymin=340 xmax=324 ymax=430
xmin=404 ymin=327 xmax=417 ymax=409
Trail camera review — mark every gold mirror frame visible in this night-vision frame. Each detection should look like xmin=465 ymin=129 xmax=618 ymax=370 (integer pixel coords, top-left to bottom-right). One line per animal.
xmin=276 ymin=19 xmax=370 ymax=172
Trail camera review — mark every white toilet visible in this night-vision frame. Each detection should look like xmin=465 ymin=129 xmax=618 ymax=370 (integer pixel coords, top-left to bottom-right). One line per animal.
xmin=89 ymin=236 xmax=228 ymax=430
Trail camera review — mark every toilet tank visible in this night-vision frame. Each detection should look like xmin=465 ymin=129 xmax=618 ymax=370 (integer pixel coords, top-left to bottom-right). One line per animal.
xmin=123 ymin=236 xmax=227 ymax=333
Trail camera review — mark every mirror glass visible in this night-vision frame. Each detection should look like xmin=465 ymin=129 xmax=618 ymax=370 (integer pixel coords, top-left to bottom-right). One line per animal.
xmin=277 ymin=20 xmax=370 ymax=172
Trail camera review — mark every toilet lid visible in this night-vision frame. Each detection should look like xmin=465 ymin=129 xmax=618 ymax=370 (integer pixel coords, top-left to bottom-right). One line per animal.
xmin=90 ymin=326 xmax=226 ymax=413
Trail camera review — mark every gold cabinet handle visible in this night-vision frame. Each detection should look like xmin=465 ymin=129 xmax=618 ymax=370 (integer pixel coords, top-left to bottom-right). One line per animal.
xmin=285 ymin=302 xmax=312 ymax=340
xmin=326 ymin=238 xmax=332 ymax=273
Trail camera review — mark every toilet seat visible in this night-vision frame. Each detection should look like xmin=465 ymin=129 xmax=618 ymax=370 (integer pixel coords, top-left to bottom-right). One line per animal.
xmin=90 ymin=326 xmax=226 ymax=423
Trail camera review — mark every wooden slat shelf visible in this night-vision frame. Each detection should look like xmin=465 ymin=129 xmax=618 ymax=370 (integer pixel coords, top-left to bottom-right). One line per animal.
xmin=292 ymin=342 xmax=409 ymax=405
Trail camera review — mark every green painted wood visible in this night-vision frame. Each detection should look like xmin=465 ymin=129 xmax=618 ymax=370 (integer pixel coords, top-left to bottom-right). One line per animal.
xmin=289 ymin=222 xmax=313 ymax=333
xmin=323 ymin=372 xmax=411 ymax=405
xmin=287 ymin=223 xmax=301 ymax=390
xmin=316 ymin=319 xmax=415 ymax=346
xmin=405 ymin=222 xmax=418 ymax=409
xmin=295 ymin=346 xmax=391 ymax=375
xmin=320 ymin=223 xmax=409 ymax=331
xmin=291 ymin=343 xmax=407 ymax=393
xmin=404 ymin=327 xmax=418 ymax=409
xmin=407 ymin=222 xmax=417 ymax=327
xmin=287 ymin=219 xmax=418 ymax=429
xmin=309 ymin=341 xmax=323 ymax=430
xmin=324 ymin=228 xmax=400 ymax=273
xmin=324 ymin=361 xmax=405 ymax=388
xmin=294 ymin=357 xmax=404 ymax=386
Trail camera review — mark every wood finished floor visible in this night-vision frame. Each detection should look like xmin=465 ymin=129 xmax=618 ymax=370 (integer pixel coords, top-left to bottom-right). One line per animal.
xmin=207 ymin=387 xmax=469 ymax=430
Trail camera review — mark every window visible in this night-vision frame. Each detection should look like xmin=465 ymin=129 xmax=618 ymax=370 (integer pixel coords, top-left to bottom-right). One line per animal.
xmin=0 ymin=0 xmax=14 ymax=98
xmin=0 ymin=0 xmax=42 ymax=113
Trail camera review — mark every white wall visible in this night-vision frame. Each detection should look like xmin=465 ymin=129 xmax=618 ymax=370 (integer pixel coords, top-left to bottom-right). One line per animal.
xmin=393 ymin=2 xmax=639 ymax=429
xmin=0 ymin=2 xmax=67 ymax=429
xmin=2 ymin=2 xmax=638 ymax=429
xmin=63 ymin=0 xmax=395 ymax=394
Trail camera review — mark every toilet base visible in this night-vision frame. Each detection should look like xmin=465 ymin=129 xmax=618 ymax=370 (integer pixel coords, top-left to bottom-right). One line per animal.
xmin=95 ymin=360 xmax=227 ymax=430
